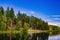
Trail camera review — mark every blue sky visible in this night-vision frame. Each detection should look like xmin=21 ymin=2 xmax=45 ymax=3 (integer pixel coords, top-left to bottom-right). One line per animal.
xmin=0 ymin=0 xmax=60 ymax=27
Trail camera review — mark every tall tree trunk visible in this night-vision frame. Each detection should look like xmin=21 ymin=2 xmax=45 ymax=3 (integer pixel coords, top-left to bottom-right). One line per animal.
xmin=10 ymin=19 xmax=12 ymax=40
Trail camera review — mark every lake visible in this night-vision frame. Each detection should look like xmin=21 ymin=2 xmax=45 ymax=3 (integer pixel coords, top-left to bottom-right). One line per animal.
xmin=0 ymin=32 xmax=60 ymax=40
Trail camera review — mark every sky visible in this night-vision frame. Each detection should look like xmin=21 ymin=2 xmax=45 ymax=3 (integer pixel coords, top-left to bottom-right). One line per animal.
xmin=0 ymin=0 xmax=60 ymax=27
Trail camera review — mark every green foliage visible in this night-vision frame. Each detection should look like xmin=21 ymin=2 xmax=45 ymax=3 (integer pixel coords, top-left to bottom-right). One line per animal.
xmin=49 ymin=25 xmax=60 ymax=35
xmin=9 ymin=8 xmax=15 ymax=20
xmin=0 ymin=6 xmax=4 ymax=15
xmin=23 ymin=22 xmax=30 ymax=31
xmin=16 ymin=21 xmax=22 ymax=30
xmin=0 ymin=15 xmax=7 ymax=30
xmin=0 ymin=6 xmax=60 ymax=35
xmin=17 ymin=11 xmax=23 ymax=21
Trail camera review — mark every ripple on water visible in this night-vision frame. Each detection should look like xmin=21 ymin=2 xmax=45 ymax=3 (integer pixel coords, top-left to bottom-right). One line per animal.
xmin=48 ymin=35 xmax=60 ymax=40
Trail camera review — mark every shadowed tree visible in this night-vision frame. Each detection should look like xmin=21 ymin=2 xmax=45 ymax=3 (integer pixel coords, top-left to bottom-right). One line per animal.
xmin=0 ymin=6 xmax=4 ymax=15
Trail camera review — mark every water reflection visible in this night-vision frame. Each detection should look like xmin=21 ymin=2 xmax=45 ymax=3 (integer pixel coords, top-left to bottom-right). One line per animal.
xmin=29 ymin=32 xmax=49 ymax=40
xmin=49 ymin=35 xmax=60 ymax=40
xmin=0 ymin=32 xmax=49 ymax=40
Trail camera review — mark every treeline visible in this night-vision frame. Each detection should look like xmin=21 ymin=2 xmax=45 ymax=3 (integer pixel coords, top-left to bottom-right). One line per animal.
xmin=49 ymin=25 xmax=60 ymax=35
xmin=0 ymin=6 xmax=49 ymax=31
xmin=0 ymin=6 xmax=60 ymax=32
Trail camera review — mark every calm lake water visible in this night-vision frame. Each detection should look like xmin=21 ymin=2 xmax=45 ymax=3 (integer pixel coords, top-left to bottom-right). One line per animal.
xmin=0 ymin=32 xmax=60 ymax=40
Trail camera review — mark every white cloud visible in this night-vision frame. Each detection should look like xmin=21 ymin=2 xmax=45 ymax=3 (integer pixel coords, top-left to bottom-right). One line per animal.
xmin=53 ymin=18 xmax=60 ymax=20
xmin=50 ymin=15 xmax=60 ymax=21
xmin=20 ymin=10 xmax=36 ymax=16
xmin=48 ymin=22 xmax=60 ymax=27
xmin=20 ymin=11 xmax=27 ymax=13
xmin=30 ymin=11 xmax=35 ymax=15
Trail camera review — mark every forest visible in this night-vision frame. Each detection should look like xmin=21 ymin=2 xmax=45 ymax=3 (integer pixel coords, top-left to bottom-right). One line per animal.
xmin=0 ymin=6 xmax=60 ymax=34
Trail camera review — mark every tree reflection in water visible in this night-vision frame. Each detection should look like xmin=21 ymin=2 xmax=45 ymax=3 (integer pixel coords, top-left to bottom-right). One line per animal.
xmin=29 ymin=32 xmax=49 ymax=40
xmin=0 ymin=32 xmax=49 ymax=40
